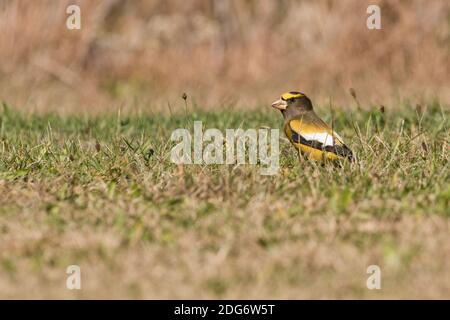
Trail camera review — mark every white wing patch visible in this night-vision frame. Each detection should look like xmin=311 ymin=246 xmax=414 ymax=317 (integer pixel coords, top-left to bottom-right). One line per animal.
xmin=301 ymin=132 xmax=335 ymax=146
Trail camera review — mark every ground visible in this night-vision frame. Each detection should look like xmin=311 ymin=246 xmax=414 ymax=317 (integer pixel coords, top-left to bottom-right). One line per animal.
xmin=0 ymin=101 xmax=448 ymax=299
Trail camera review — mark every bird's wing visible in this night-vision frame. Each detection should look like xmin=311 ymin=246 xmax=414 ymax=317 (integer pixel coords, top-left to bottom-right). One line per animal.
xmin=287 ymin=117 xmax=353 ymax=160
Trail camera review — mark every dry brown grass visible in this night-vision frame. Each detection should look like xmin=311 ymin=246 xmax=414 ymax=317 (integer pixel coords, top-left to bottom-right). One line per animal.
xmin=1 ymin=0 xmax=450 ymax=112
xmin=0 ymin=105 xmax=448 ymax=299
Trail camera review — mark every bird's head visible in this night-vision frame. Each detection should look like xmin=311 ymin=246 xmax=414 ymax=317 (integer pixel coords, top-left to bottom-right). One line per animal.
xmin=271 ymin=92 xmax=313 ymax=117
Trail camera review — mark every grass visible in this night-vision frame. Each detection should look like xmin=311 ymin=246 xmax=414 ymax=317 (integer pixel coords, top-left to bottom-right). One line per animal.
xmin=0 ymin=101 xmax=449 ymax=299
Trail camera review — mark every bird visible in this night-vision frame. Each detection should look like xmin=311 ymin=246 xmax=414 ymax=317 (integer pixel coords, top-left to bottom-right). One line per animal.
xmin=271 ymin=91 xmax=353 ymax=162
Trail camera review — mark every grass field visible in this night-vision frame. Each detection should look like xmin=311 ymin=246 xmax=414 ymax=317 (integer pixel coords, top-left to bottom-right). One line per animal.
xmin=0 ymin=101 xmax=449 ymax=299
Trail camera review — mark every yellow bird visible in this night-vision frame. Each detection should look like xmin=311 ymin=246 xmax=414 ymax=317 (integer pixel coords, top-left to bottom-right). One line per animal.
xmin=271 ymin=91 xmax=353 ymax=162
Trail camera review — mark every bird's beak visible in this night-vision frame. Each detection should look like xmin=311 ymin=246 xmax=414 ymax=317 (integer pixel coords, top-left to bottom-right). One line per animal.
xmin=271 ymin=99 xmax=287 ymax=110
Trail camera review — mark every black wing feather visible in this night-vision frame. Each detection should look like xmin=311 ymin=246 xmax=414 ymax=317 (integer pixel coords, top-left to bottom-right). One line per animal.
xmin=291 ymin=132 xmax=353 ymax=161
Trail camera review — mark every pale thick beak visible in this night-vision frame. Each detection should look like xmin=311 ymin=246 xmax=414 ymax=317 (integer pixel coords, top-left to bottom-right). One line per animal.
xmin=271 ymin=99 xmax=287 ymax=110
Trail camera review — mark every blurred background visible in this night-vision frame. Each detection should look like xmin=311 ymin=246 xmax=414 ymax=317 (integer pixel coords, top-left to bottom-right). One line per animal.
xmin=1 ymin=0 xmax=449 ymax=113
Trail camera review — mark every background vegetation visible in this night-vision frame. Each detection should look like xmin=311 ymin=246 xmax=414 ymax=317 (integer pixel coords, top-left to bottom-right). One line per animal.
xmin=1 ymin=0 xmax=450 ymax=112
